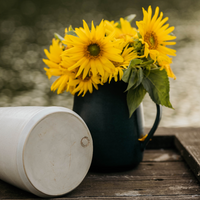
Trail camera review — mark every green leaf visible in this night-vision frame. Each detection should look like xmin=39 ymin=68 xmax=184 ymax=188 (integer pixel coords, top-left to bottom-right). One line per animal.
xmin=141 ymin=60 xmax=154 ymax=66
xmin=135 ymin=67 xmax=143 ymax=88
xmin=137 ymin=32 xmax=142 ymax=38
xmin=142 ymin=68 xmax=173 ymax=108
xmin=127 ymin=84 xmax=146 ymax=117
xmin=133 ymin=39 xmax=142 ymax=51
xmin=125 ymin=14 xmax=136 ymax=23
xmin=125 ymin=67 xmax=144 ymax=91
xmin=122 ymin=65 xmax=132 ymax=83
xmin=68 ymin=25 xmax=74 ymax=31
xmin=125 ymin=68 xmax=137 ymax=91
xmin=54 ymin=33 xmax=64 ymax=42
xmin=116 ymin=22 xmax=121 ymax=29
xmin=66 ymin=30 xmax=78 ymax=37
xmin=123 ymin=59 xmax=144 ymax=90
xmin=129 ymin=58 xmax=143 ymax=67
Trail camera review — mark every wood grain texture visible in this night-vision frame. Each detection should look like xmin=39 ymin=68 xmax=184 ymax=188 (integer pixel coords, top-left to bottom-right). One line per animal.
xmin=153 ymin=127 xmax=200 ymax=136
xmin=55 ymin=197 xmax=200 ymax=200
xmin=1 ymin=128 xmax=200 ymax=200
xmin=143 ymin=149 xmax=182 ymax=162
xmin=1 ymin=150 xmax=200 ymax=199
xmin=145 ymin=127 xmax=200 ymax=149
xmin=3 ymin=197 xmax=200 ymax=200
xmin=175 ymin=131 xmax=200 ymax=183
xmin=64 ymin=160 xmax=200 ymax=198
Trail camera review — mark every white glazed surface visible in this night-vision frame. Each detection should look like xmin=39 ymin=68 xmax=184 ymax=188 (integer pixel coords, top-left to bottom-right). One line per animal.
xmin=0 ymin=107 xmax=45 ymax=190
xmin=0 ymin=107 xmax=93 ymax=197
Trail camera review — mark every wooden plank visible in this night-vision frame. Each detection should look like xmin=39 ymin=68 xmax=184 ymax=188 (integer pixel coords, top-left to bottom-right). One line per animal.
xmin=0 ymin=161 xmax=198 ymax=199
xmin=146 ymin=135 xmax=175 ymax=149
xmin=88 ymin=162 xmax=194 ymax=177
xmin=147 ymin=128 xmax=200 ymax=185
xmin=145 ymin=127 xmax=175 ymax=149
xmin=143 ymin=149 xmax=182 ymax=162
xmin=175 ymin=131 xmax=200 ymax=183
xmin=55 ymin=196 xmax=200 ymax=200
xmin=3 ymin=196 xmax=200 ymax=200
xmin=65 ymin=150 xmax=200 ymax=198
xmin=144 ymin=127 xmax=200 ymax=149
xmin=145 ymin=127 xmax=200 ymax=149
xmin=153 ymin=127 xmax=200 ymax=136
xmin=0 ymin=181 xmax=37 ymax=199
xmin=65 ymin=178 xmax=200 ymax=198
xmin=0 ymin=129 xmax=200 ymax=200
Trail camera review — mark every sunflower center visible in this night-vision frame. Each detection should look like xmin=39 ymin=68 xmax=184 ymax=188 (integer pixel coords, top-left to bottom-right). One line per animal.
xmin=144 ymin=31 xmax=158 ymax=49
xmin=87 ymin=44 xmax=100 ymax=56
xmin=78 ymin=72 xmax=91 ymax=81
xmin=82 ymin=76 xmax=90 ymax=81
xmin=112 ymin=61 xmax=122 ymax=68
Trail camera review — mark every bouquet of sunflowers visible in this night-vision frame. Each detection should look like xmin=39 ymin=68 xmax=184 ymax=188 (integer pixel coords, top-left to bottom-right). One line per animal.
xmin=43 ymin=6 xmax=176 ymax=117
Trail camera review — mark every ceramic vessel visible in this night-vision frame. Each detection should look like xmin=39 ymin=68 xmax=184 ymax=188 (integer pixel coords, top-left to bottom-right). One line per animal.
xmin=0 ymin=106 xmax=93 ymax=197
xmin=73 ymin=80 xmax=161 ymax=171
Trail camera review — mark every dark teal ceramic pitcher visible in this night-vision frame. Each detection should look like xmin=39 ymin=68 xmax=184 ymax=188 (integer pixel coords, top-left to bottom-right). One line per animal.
xmin=73 ymin=80 xmax=162 ymax=171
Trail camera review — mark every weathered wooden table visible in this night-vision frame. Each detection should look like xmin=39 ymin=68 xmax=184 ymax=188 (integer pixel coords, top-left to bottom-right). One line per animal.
xmin=1 ymin=127 xmax=200 ymax=199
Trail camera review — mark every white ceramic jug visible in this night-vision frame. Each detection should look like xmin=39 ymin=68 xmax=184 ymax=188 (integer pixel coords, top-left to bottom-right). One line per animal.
xmin=0 ymin=106 xmax=93 ymax=197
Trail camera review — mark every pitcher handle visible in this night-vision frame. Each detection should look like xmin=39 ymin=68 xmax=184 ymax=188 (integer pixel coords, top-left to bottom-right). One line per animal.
xmin=140 ymin=104 xmax=162 ymax=151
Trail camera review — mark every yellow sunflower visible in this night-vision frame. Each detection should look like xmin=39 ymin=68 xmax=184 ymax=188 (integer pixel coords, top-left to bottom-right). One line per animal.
xmin=115 ymin=18 xmax=138 ymax=44
xmin=103 ymin=45 xmax=137 ymax=83
xmin=136 ymin=6 xmax=176 ymax=61
xmin=157 ymin=54 xmax=176 ymax=80
xmin=104 ymin=20 xmax=117 ymax=36
xmin=104 ymin=18 xmax=138 ymax=47
xmin=64 ymin=25 xmax=74 ymax=50
xmin=43 ymin=39 xmax=63 ymax=79
xmin=43 ymin=38 xmax=78 ymax=94
xmin=62 ymin=20 xmax=123 ymax=80
xmin=69 ymin=73 xmax=101 ymax=97
xmin=50 ymin=69 xmax=76 ymax=94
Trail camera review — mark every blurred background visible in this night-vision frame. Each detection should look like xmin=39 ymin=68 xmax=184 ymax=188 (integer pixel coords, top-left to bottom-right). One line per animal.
xmin=0 ymin=0 xmax=200 ymax=127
